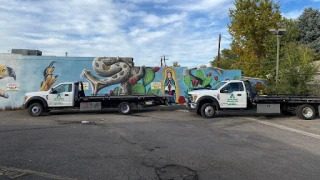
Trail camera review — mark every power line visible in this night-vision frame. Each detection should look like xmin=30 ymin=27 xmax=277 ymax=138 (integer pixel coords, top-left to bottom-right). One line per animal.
xmin=221 ymin=35 xmax=232 ymax=41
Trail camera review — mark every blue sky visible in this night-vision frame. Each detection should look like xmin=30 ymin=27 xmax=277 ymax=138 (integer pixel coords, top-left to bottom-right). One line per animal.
xmin=0 ymin=0 xmax=319 ymax=67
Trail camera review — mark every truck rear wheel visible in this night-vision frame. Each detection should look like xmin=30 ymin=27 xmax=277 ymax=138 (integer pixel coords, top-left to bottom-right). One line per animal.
xmin=119 ymin=102 xmax=132 ymax=115
xmin=200 ymin=103 xmax=216 ymax=118
xmin=295 ymin=104 xmax=315 ymax=120
xmin=28 ymin=103 xmax=44 ymax=117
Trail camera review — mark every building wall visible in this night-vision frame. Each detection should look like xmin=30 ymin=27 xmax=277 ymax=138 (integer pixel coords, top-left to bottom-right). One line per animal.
xmin=0 ymin=54 xmax=241 ymax=109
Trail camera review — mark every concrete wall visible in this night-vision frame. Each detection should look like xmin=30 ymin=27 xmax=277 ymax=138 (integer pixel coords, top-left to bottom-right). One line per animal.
xmin=0 ymin=54 xmax=241 ymax=109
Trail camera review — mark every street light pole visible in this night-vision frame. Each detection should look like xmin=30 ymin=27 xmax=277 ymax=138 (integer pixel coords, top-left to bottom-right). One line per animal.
xmin=269 ymin=28 xmax=286 ymax=84
xmin=276 ymin=35 xmax=280 ymax=83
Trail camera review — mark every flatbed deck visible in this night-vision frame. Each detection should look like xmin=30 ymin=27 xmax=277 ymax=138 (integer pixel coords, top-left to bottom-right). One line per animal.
xmin=255 ymin=95 xmax=320 ymax=103
xmin=78 ymin=94 xmax=172 ymax=100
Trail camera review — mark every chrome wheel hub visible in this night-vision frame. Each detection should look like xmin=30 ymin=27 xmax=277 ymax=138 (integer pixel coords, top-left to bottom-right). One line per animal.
xmin=32 ymin=106 xmax=40 ymax=115
xmin=205 ymin=106 xmax=214 ymax=117
xmin=302 ymin=107 xmax=313 ymax=118
xmin=120 ymin=104 xmax=130 ymax=113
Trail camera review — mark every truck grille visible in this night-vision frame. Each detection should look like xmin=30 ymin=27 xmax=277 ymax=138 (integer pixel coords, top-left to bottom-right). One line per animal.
xmin=187 ymin=94 xmax=192 ymax=103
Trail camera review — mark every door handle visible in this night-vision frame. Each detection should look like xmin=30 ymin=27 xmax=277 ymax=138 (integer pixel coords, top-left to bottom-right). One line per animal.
xmin=65 ymin=94 xmax=69 ymax=96
xmin=237 ymin=94 xmax=242 ymax=96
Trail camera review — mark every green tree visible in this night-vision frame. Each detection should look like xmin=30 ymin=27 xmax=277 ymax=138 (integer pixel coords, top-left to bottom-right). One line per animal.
xmin=228 ymin=0 xmax=281 ymax=77
xmin=172 ymin=62 xmax=180 ymax=67
xmin=210 ymin=48 xmax=237 ymax=69
xmin=264 ymin=42 xmax=318 ymax=94
xmin=263 ymin=17 xmax=300 ymax=77
xmin=297 ymin=7 xmax=320 ymax=55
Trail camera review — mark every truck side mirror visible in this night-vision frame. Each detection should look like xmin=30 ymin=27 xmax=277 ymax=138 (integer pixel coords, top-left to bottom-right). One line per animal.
xmin=50 ymin=88 xmax=57 ymax=94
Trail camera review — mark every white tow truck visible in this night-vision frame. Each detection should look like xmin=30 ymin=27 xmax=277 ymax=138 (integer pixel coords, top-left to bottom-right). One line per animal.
xmin=24 ymin=81 xmax=170 ymax=116
xmin=187 ymin=80 xmax=320 ymax=120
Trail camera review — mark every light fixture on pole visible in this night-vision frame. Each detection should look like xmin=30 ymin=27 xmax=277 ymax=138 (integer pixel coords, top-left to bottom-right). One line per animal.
xmin=269 ymin=28 xmax=286 ymax=84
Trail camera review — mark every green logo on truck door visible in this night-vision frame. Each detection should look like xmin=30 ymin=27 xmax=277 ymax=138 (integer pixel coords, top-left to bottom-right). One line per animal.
xmin=54 ymin=93 xmax=64 ymax=101
xmin=227 ymin=94 xmax=238 ymax=105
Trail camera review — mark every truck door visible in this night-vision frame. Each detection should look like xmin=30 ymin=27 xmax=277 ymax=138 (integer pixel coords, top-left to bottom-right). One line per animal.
xmin=47 ymin=83 xmax=73 ymax=107
xmin=219 ymin=82 xmax=247 ymax=108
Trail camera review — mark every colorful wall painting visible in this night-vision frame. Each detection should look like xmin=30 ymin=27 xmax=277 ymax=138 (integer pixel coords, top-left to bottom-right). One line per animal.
xmin=0 ymin=65 xmax=16 ymax=98
xmin=0 ymin=54 xmax=242 ymax=109
xmin=39 ymin=61 xmax=59 ymax=91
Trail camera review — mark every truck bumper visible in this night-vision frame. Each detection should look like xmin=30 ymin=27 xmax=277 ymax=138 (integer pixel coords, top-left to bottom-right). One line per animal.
xmin=187 ymin=103 xmax=198 ymax=112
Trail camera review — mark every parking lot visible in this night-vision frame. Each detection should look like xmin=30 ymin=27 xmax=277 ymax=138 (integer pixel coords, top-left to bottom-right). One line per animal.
xmin=1 ymin=107 xmax=320 ymax=180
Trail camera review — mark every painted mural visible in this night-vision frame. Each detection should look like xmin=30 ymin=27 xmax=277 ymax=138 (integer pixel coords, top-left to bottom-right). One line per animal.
xmin=163 ymin=67 xmax=179 ymax=104
xmin=81 ymin=57 xmax=158 ymax=96
xmin=0 ymin=65 xmax=16 ymax=98
xmin=39 ymin=61 xmax=59 ymax=91
xmin=0 ymin=54 xmax=242 ymax=109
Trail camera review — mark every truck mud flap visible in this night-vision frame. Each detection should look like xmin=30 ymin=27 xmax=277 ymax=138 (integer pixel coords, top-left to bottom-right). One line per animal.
xmin=80 ymin=102 xmax=101 ymax=111
xmin=257 ymin=104 xmax=280 ymax=114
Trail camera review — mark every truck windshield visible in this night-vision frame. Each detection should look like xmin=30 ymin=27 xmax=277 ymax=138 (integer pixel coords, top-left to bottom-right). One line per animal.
xmin=211 ymin=82 xmax=227 ymax=90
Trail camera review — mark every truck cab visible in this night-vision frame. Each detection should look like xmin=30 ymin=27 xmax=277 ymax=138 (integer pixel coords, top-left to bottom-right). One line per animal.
xmin=24 ymin=82 xmax=82 ymax=116
xmin=187 ymin=80 xmax=254 ymax=118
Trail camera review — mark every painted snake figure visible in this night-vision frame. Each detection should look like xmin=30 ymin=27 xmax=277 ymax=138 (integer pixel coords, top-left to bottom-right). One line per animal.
xmin=81 ymin=57 xmax=145 ymax=96
xmin=0 ymin=65 xmax=16 ymax=98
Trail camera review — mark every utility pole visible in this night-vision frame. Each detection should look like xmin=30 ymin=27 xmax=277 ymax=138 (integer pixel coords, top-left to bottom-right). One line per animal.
xmin=161 ymin=55 xmax=169 ymax=67
xmin=160 ymin=58 xmax=163 ymax=67
xmin=217 ymin=34 xmax=221 ymax=68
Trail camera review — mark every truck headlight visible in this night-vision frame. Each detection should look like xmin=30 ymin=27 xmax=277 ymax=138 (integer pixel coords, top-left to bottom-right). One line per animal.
xmin=188 ymin=94 xmax=198 ymax=102
xmin=193 ymin=95 xmax=198 ymax=101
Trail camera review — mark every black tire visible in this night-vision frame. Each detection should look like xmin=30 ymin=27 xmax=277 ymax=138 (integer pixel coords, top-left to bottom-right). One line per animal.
xmin=200 ymin=103 xmax=216 ymax=118
xmin=197 ymin=109 xmax=201 ymax=116
xmin=295 ymin=104 xmax=316 ymax=120
xmin=118 ymin=102 xmax=132 ymax=115
xmin=28 ymin=103 xmax=44 ymax=116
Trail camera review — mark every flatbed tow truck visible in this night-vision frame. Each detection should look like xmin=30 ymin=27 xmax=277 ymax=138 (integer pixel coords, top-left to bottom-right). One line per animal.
xmin=24 ymin=81 xmax=170 ymax=116
xmin=187 ymin=80 xmax=320 ymax=120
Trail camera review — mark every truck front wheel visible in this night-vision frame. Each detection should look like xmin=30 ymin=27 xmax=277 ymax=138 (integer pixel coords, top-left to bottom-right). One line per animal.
xmin=200 ymin=103 xmax=216 ymax=118
xmin=28 ymin=103 xmax=44 ymax=117
xmin=295 ymin=104 xmax=316 ymax=120
xmin=119 ymin=102 xmax=132 ymax=115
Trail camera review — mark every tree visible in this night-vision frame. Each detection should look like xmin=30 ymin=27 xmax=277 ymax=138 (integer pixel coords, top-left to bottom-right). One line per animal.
xmin=297 ymin=7 xmax=320 ymax=55
xmin=264 ymin=42 xmax=319 ymax=94
xmin=228 ymin=0 xmax=281 ymax=77
xmin=262 ymin=17 xmax=300 ymax=76
xmin=172 ymin=62 xmax=180 ymax=67
xmin=210 ymin=48 xmax=237 ymax=69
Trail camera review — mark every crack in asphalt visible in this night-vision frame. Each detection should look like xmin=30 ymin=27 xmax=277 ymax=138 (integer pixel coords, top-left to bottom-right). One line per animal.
xmin=0 ymin=126 xmax=65 ymax=133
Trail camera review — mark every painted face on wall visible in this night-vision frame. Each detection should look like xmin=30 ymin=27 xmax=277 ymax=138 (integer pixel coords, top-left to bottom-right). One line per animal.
xmin=0 ymin=65 xmax=16 ymax=80
xmin=214 ymin=76 xmax=218 ymax=81
xmin=167 ymin=72 xmax=172 ymax=79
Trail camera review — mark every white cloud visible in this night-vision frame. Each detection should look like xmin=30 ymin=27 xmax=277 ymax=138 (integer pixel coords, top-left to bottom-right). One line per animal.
xmin=171 ymin=0 xmax=232 ymax=12
xmin=142 ymin=13 xmax=187 ymax=28
xmin=282 ymin=9 xmax=304 ymax=19
xmin=0 ymin=0 xmax=234 ymax=67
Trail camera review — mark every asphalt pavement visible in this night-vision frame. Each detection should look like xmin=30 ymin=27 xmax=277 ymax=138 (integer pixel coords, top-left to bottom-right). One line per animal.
xmin=0 ymin=108 xmax=319 ymax=180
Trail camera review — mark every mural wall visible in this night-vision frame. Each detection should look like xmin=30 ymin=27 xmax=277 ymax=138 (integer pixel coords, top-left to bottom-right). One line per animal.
xmin=0 ymin=54 xmax=242 ymax=109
